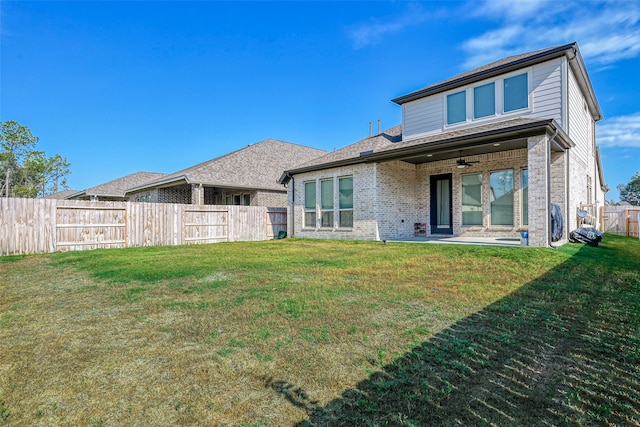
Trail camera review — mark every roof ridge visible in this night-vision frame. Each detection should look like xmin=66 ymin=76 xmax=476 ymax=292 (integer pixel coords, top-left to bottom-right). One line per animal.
xmin=392 ymin=42 xmax=577 ymax=105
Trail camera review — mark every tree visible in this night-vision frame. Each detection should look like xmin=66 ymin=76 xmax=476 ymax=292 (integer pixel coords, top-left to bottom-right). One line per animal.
xmin=0 ymin=120 xmax=71 ymax=197
xmin=0 ymin=120 xmax=38 ymax=197
xmin=617 ymin=172 xmax=640 ymax=206
xmin=44 ymin=154 xmax=71 ymax=195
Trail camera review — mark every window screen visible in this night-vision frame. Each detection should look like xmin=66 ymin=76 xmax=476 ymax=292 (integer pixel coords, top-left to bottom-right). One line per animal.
xmin=490 ymin=170 xmax=514 ymax=226
xmin=504 ymin=73 xmax=528 ymax=112
xmin=474 ymin=83 xmax=495 ymax=119
xmin=447 ymin=91 xmax=466 ymax=124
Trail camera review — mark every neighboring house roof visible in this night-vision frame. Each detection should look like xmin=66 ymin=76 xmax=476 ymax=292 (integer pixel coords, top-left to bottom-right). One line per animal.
xmin=279 ymin=117 xmax=572 ymax=183
xmin=391 ymin=42 xmax=602 ymax=121
xmin=127 ymin=139 xmax=327 ymax=194
xmin=67 ymin=172 xmax=168 ymax=199
xmin=43 ymin=189 xmax=79 ymax=199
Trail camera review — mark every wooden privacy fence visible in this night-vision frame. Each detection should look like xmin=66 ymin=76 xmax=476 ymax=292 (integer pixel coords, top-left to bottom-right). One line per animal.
xmin=600 ymin=206 xmax=640 ymax=238
xmin=0 ymin=198 xmax=287 ymax=256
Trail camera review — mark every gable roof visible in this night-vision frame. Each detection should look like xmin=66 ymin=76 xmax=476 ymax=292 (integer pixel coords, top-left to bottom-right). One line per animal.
xmin=44 ymin=189 xmax=80 ymax=199
xmin=67 ymin=172 xmax=167 ymax=199
xmin=279 ymin=118 xmax=572 ymax=183
xmin=391 ymin=42 xmax=602 ymax=121
xmin=127 ymin=139 xmax=327 ymax=194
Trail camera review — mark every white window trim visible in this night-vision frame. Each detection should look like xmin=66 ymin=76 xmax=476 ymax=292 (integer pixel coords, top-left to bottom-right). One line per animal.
xmin=443 ymin=69 xmax=532 ymax=129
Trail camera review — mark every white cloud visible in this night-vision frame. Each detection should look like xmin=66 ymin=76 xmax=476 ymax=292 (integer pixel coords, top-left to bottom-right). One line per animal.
xmin=597 ymin=112 xmax=640 ymax=148
xmin=471 ymin=0 xmax=557 ymax=21
xmin=346 ymin=3 xmax=430 ymax=49
xmin=461 ymin=0 xmax=640 ymax=69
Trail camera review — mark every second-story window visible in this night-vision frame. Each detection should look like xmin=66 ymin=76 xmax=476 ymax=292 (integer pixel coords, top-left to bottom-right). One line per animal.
xmin=474 ymin=82 xmax=495 ymax=119
xmin=445 ymin=71 xmax=530 ymax=127
xmin=504 ymin=73 xmax=528 ymax=112
xmin=447 ymin=91 xmax=466 ymax=125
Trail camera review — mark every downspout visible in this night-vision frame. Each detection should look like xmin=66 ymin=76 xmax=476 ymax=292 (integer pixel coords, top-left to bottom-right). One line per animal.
xmin=290 ymin=175 xmax=295 ymax=237
xmin=593 ymin=120 xmax=599 ymax=228
xmin=282 ymin=173 xmax=295 ymax=238
xmin=566 ymin=144 xmax=571 ymax=241
xmin=548 ymin=128 xmax=559 ymax=249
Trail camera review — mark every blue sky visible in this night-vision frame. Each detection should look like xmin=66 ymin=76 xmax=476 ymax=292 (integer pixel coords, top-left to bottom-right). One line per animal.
xmin=1 ymin=1 xmax=639 ymax=201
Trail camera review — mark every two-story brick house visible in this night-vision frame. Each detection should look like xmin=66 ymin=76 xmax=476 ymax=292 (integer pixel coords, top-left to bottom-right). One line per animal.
xmin=279 ymin=42 xmax=607 ymax=247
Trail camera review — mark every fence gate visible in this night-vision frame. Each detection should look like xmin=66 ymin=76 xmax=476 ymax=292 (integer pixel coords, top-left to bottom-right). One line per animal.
xmin=56 ymin=204 xmax=127 ymax=251
xmin=266 ymin=209 xmax=287 ymax=238
xmin=184 ymin=208 xmax=228 ymax=244
xmin=601 ymin=206 xmax=640 ymax=238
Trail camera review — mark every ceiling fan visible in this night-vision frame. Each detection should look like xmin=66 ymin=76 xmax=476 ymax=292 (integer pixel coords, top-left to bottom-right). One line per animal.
xmin=456 ymin=150 xmax=479 ymax=169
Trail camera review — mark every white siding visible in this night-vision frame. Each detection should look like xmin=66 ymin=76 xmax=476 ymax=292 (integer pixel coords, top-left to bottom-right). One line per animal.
xmin=402 ymin=95 xmax=444 ymax=139
xmin=530 ymin=58 xmax=563 ymax=126
xmin=567 ymin=67 xmax=591 ymax=164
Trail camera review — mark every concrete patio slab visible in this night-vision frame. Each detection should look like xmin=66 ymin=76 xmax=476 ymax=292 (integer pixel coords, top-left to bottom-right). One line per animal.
xmin=389 ymin=236 xmax=523 ymax=246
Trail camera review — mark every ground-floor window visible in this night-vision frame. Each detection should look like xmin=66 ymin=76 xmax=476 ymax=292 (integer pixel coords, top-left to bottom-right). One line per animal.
xmin=303 ymin=176 xmax=353 ymax=229
xmin=225 ymin=194 xmax=251 ymax=206
xmin=462 ymin=173 xmax=483 ymax=225
xmin=490 ymin=170 xmax=514 ymax=226
xmin=304 ymin=181 xmax=316 ymax=227
xmin=338 ymin=176 xmax=353 ymax=227
xmin=320 ymin=179 xmax=334 ymax=227
xmin=522 ymin=169 xmax=528 ymax=226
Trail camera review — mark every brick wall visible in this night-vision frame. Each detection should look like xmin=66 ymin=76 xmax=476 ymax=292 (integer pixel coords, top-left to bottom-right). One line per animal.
xmin=376 ymin=160 xmax=421 ymax=239
xmin=158 ymin=185 xmax=192 ymax=204
xmin=253 ymin=190 xmax=287 ymax=207
xmin=290 ymin=149 xmax=535 ymax=241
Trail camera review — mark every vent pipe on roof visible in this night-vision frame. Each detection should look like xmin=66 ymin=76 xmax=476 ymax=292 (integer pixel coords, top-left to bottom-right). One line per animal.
xmin=369 ymin=122 xmax=372 ymax=137
xmin=378 ymin=119 xmax=381 ymax=134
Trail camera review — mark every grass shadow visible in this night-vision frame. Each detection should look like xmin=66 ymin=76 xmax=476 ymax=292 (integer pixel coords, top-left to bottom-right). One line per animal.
xmin=287 ymin=239 xmax=640 ymax=426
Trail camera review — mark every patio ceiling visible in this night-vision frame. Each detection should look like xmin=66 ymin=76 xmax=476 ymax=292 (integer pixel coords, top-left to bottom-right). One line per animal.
xmin=390 ymin=137 xmax=529 ymax=165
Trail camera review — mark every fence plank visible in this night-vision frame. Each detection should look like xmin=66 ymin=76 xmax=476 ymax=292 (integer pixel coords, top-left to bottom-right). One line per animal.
xmin=628 ymin=209 xmax=639 ymax=238
xmin=0 ymin=198 xmax=286 ymax=256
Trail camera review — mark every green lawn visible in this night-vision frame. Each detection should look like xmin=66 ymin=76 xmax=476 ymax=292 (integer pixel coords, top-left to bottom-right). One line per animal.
xmin=1 ymin=236 xmax=638 ymax=426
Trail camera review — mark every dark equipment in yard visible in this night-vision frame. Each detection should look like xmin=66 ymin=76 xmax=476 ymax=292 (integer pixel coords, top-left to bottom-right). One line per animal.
xmin=551 ymin=203 xmax=563 ymax=242
xmin=569 ymin=227 xmax=603 ymax=247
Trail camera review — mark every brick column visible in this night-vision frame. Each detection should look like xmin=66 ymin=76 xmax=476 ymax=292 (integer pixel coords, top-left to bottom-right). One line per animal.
xmin=191 ymin=184 xmax=204 ymax=205
xmin=551 ymin=151 xmax=568 ymax=241
xmin=527 ymin=134 xmax=550 ymax=247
